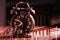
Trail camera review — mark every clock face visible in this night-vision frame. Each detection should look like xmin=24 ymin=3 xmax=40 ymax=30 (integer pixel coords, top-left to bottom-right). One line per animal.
xmin=12 ymin=14 xmax=33 ymax=34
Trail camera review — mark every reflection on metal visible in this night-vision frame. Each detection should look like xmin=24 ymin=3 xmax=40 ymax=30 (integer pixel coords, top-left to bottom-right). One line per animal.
xmin=0 ymin=26 xmax=60 ymax=40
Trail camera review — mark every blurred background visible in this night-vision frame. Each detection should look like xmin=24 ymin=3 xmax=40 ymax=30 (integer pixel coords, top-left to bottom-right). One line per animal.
xmin=0 ymin=0 xmax=60 ymax=40
xmin=0 ymin=0 xmax=60 ymax=27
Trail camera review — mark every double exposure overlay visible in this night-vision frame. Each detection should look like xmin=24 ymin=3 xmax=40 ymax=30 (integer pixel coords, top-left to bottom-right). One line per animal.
xmin=0 ymin=0 xmax=60 ymax=40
